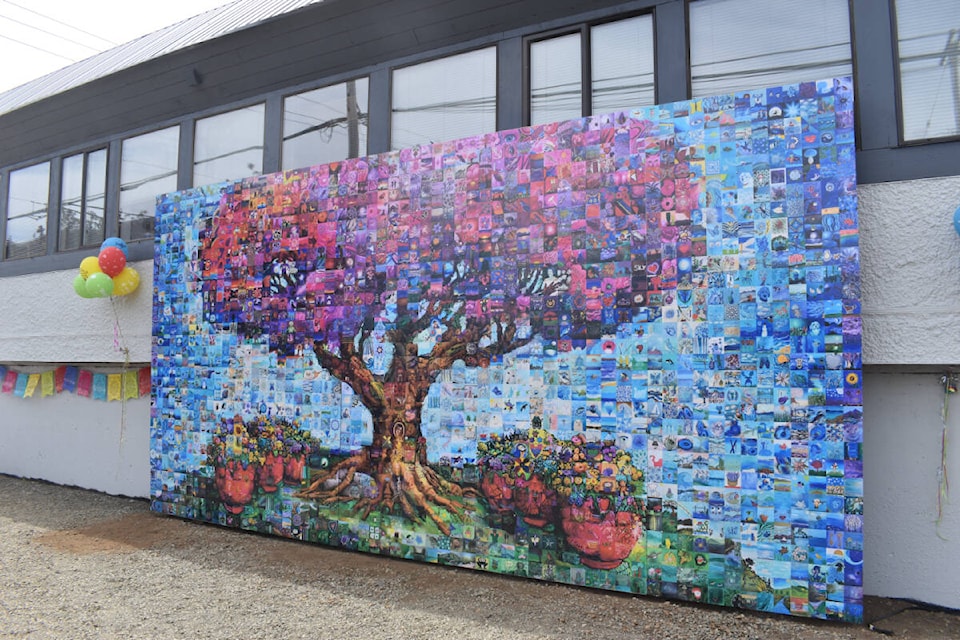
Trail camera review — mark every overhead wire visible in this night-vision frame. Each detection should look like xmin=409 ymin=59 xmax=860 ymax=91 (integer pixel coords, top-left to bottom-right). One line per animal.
xmin=0 ymin=0 xmax=117 ymax=46
xmin=0 ymin=11 xmax=104 ymax=52
xmin=0 ymin=31 xmax=76 ymax=62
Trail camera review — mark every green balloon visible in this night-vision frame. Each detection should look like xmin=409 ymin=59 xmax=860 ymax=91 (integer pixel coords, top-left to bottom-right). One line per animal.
xmin=85 ymin=272 xmax=115 ymax=297
xmin=73 ymin=274 xmax=94 ymax=298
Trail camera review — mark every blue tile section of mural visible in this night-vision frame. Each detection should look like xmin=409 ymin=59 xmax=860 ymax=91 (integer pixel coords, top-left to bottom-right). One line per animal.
xmin=152 ymin=77 xmax=862 ymax=622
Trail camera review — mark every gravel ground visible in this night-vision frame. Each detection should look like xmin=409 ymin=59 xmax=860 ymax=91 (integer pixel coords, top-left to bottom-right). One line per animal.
xmin=0 ymin=475 xmax=956 ymax=640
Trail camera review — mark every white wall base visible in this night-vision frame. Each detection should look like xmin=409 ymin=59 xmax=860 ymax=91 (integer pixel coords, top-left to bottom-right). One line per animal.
xmin=863 ymin=371 xmax=960 ymax=609
xmin=0 ymin=392 xmax=149 ymax=497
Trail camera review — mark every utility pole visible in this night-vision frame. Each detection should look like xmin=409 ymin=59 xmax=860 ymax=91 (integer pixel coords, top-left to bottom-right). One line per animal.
xmin=939 ymin=29 xmax=960 ymax=134
xmin=346 ymin=80 xmax=360 ymax=158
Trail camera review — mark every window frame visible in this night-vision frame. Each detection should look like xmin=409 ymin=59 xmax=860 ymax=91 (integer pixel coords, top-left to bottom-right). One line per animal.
xmin=523 ymin=10 xmax=658 ymax=126
xmin=890 ymin=0 xmax=960 ymax=146
xmin=192 ymin=101 xmax=268 ymax=188
xmin=281 ymin=76 xmax=371 ymax=171
xmin=3 ymin=159 xmax=53 ymax=262
xmin=118 ymin=124 xmax=181 ymax=244
xmin=58 ymin=147 xmax=108 ymax=253
xmin=388 ymin=44 xmax=500 ymax=150
xmin=686 ymin=0 xmax=855 ymax=101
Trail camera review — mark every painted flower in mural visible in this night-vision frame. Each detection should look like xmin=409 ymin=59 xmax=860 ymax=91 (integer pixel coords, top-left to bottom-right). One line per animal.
xmin=207 ymin=416 xmax=316 ymax=509
xmin=478 ymin=422 xmax=646 ymax=569
xmin=476 ymin=419 xmax=561 ymax=526
xmin=551 ymin=434 xmax=645 ymax=570
xmin=196 ymin=116 xmax=697 ymax=534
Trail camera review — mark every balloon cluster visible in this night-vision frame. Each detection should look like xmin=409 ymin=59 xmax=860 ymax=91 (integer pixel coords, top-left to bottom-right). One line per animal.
xmin=73 ymin=237 xmax=141 ymax=298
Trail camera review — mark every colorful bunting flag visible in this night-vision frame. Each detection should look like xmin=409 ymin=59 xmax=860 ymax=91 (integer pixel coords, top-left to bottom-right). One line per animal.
xmin=0 ymin=364 xmax=151 ymax=401
xmin=77 ymin=370 xmax=93 ymax=398
xmin=40 ymin=371 xmax=54 ymax=397
xmin=92 ymin=374 xmax=108 ymax=401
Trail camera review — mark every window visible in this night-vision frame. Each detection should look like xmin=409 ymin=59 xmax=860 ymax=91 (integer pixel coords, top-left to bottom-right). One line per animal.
xmin=591 ymin=16 xmax=655 ymax=114
xmin=529 ymin=15 xmax=655 ymax=126
xmin=5 ymin=162 xmax=50 ymax=260
xmin=283 ymin=78 xmax=369 ymax=171
xmin=530 ymin=33 xmax=582 ymax=125
xmin=194 ymin=104 xmax=265 ymax=186
xmin=689 ymin=0 xmax=852 ymax=98
xmin=120 ymin=126 xmax=179 ymax=242
xmin=896 ymin=0 xmax=960 ymax=141
xmin=58 ymin=149 xmax=106 ymax=251
xmin=391 ymin=48 xmax=497 ymax=149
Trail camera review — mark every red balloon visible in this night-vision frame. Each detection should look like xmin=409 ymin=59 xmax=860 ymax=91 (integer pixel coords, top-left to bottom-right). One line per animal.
xmin=98 ymin=246 xmax=127 ymax=277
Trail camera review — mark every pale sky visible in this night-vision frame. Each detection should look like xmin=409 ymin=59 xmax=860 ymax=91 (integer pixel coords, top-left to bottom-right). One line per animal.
xmin=0 ymin=0 xmax=231 ymax=93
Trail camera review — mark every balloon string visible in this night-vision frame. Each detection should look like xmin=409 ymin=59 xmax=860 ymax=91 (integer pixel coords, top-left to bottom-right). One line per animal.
xmin=937 ymin=374 xmax=954 ymax=535
xmin=110 ymin=298 xmax=131 ymax=466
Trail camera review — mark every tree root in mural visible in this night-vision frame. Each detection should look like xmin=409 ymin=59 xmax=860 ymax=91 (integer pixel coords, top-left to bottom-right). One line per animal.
xmin=295 ymin=449 xmax=478 ymax=536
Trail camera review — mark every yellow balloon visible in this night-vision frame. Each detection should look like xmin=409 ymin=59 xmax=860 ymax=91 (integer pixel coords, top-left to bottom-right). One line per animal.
xmin=79 ymin=256 xmax=102 ymax=280
xmin=112 ymin=266 xmax=140 ymax=296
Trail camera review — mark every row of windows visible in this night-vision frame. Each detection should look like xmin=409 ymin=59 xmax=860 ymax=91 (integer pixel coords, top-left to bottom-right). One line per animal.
xmin=3 ymin=0 xmax=959 ymax=263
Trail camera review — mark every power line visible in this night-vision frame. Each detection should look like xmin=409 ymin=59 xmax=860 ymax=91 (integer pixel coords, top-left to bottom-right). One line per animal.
xmin=0 ymin=11 xmax=103 ymax=53
xmin=0 ymin=31 xmax=76 ymax=62
xmin=0 ymin=0 xmax=116 ymax=47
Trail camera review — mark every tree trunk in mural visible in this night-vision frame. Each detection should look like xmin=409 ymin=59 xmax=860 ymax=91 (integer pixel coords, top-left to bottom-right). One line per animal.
xmin=295 ymin=297 xmax=544 ymax=535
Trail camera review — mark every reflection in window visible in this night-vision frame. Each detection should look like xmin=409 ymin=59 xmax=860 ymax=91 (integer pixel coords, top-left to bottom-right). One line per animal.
xmin=391 ymin=48 xmax=496 ymax=149
xmin=283 ymin=78 xmax=369 ymax=171
xmin=194 ymin=104 xmax=264 ymax=186
xmin=120 ymin=125 xmax=179 ymax=242
xmin=5 ymin=162 xmax=50 ymax=260
xmin=689 ymin=0 xmax=852 ymax=98
xmin=529 ymin=15 xmax=655 ymax=126
xmin=530 ymin=33 xmax=582 ymax=126
xmin=896 ymin=0 xmax=960 ymax=141
xmin=59 ymin=149 xmax=106 ymax=251
xmin=591 ymin=15 xmax=654 ymax=114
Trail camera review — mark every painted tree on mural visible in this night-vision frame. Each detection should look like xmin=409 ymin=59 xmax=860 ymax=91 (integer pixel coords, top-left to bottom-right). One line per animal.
xmin=198 ymin=124 xmax=693 ymax=533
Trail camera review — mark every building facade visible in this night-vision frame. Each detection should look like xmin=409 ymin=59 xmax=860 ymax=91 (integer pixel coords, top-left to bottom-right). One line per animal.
xmin=0 ymin=0 xmax=958 ymax=609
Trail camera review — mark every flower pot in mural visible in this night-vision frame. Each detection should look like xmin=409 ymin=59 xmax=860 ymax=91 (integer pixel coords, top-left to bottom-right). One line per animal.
xmin=214 ymin=460 xmax=256 ymax=514
xmin=560 ymin=499 xmax=643 ymax=570
xmin=258 ymin=452 xmax=285 ymax=492
xmin=513 ymin=474 xmax=557 ymax=528
xmin=284 ymin=454 xmax=307 ymax=484
xmin=480 ymin=471 xmax=515 ymax=514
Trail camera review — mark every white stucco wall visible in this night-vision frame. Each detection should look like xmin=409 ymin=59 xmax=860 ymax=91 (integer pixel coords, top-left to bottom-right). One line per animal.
xmin=859 ymin=176 xmax=960 ymax=365
xmin=0 ymin=259 xmax=152 ymax=363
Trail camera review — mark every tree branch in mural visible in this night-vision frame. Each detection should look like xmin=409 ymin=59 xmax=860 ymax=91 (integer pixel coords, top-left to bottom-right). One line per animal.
xmin=199 ymin=159 xmax=648 ymax=534
xmin=296 ymin=267 xmax=565 ymax=533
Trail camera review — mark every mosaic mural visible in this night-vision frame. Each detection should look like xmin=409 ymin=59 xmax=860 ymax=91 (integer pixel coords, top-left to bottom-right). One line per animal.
xmin=151 ymin=76 xmax=863 ymax=622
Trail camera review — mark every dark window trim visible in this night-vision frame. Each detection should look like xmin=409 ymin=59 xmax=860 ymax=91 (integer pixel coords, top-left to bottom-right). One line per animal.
xmin=44 ymin=159 xmax=58 ymax=257
xmin=0 ymin=172 xmax=6 ymax=265
xmin=105 ymin=139 xmax=120 ymax=245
